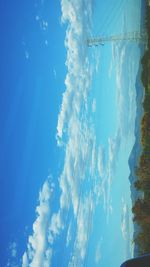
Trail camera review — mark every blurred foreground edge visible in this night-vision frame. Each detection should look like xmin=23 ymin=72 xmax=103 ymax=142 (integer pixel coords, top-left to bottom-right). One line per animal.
xmin=120 ymin=254 xmax=150 ymax=267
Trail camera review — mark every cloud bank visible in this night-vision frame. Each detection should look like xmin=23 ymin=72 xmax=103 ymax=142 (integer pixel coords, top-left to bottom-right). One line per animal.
xmin=21 ymin=1 xmax=97 ymax=266
xmin=111 ymin=41 xmax=138 ymax=139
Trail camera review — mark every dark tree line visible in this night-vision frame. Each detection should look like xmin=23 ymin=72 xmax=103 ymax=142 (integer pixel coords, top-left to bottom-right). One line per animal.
xmin=132 ymin=2 xmax=150 ymax=256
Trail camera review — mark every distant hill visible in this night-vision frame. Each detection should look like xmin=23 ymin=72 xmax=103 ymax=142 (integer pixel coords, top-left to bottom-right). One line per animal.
xmin=129 ymin=0 xmax=150 ymax=258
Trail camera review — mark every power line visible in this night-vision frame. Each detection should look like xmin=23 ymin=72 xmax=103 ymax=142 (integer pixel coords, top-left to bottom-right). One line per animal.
xmin=87 ymin=30 xmax=147 ymax=47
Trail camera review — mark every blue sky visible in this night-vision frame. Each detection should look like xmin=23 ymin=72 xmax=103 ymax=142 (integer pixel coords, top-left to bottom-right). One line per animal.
xmin=0 ymin=0 xmax=146 ymax=267
xmin=0 ymin=0 xmax=66 ymax=265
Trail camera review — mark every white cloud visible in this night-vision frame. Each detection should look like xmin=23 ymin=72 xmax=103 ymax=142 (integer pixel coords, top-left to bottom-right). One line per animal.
xmin=22 ymin=179 xmax=54 ymax=267
xmin=53 ymin=68 xmax=57 ymax=79
xmin=55 ymin=1 xmax=97 ymax=219
xmin=97 ymin=146 xmax=105 ymax=177
xmin=95 ymin=49 xmax=101 ymax=73
xmin=48 ymin=210 xmax=64 ymax=244
xmin=66 ymin=222 xmax=73 ymax=247
xmin=100 ymin=133 xmax=121 ymax=221
xmin=22 ymin=252 xmax=29 ymax=267
xmin=20 ymin=4 xmax=141 ymax=267
xmin=95 ymin=242 xmax=102 ymax=264
xmin=20 ymin=1 xmax=99 ymax=266
xmin=121 ymin=198 xmax=133 ymax=258
xmin=35 ymin=15 xmax=40 ymax=21
xmin=91 ymin=47 xmax=101 ymax=74
xmin=121 ymin=198 xmax=128 ymax=240
xmin=22 ymin=40 xmax=29 ymax=60
xmin=57 ymin=0 xmax=92 ymax=143
xmin=10 ymin=242 xmax=17 ymax=258
xmin=43 ymin=249 xmax=53 ymax=267
xmin=108 ymin=132 xmax=121 ymax=173
xmin=91 ymin=133 xmax=121 ymax=222
xmin=102 ymin=41 xmax=138 ymax=221
xmin=92 ymin=98 xmax=96 ymax=113
xmin=45 ymin=40 xmax=48 ymax=46
xmin=40 ymin=20 xmax=48 ymax=31
xmin=57 ymin=121 xmax=96 ymax=217
xmin=112 ymin=42 xmax=137 ymax=138
xmin=6 ymin=241 xmax=18 ymax=267
xmin=68 ymin=195 xmax=94 ymax=267
xmin=35 ymin=14 xmax=48 ymax=32
xmin=25 ymin=50 xmax=29 ymax=60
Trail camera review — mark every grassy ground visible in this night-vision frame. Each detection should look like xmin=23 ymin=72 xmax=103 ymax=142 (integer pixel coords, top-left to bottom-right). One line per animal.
xmin=132 ymin=2 xmax=150 ymax=255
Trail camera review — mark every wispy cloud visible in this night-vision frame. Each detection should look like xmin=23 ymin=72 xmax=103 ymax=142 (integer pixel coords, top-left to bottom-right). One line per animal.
xmin=111 ymin=42 xmax=137 ymax=139
xmin=40 ymin=20 xmax=48 ymax=31
xmin=121 ymin=198 xmax=133 ymax=258
xmin=53 ymin=68 xmax=57 ymax=79
xmin=97 ymin=146 xmax=105 ymax=178
xmin=104 ymin=41 xmax=139 ymax=221
xmin=22 ymin=41 xmax=30 ymax=60
xmin=48 ymin=210 xmax=64 ymax=244
xmin=10 ymin=242 xmax=17 ymax=258
xmin=35 ymin=13 xmax=48 ymax=31
xmin=121 ymin=200 xmax=128 ymax=240
xmin=25 ymin=50 xmax=29 ymax=60
xmin=97 ymin=133 xmax=121 ymax=221
xmin=106 ymin=132 xmax=121 ymax=219
xmin=95 ymin=240 xmax=102 ymax=264
xmin=92 ymin=98 xmax=96 ymax=113
xmin=66 ymin=221 xmax=73 ymax=247
xmin=6 ymin=242 xmax=18 ymax=267
xmin=68 ymin=195 xmax=94 ymax=267
xmin=108 ymin=131 xmax=121 ymax=173
xmin=104 ymin=32 xmax=138 ymax=224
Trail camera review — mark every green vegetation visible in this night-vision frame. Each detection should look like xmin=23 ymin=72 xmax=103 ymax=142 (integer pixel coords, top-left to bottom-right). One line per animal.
xmin=132 ymin=2 xmax=150 ymax=255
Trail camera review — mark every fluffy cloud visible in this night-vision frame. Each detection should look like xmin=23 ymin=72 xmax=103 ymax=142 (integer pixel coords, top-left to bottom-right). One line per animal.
xmin=49 ymin=5 xmax=98 ymax=266
xmin=57 ymin=121 xmax=97 ymax=217
xmin=57 ymin=0 xmax=92 ymax=143
xmin=48 ymin=3 xmax=97 ymax=264
xmin=22 ymin=179 xmax=53 ymax=267
xmin=48 ymin=210 xmax=64 ymax=244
